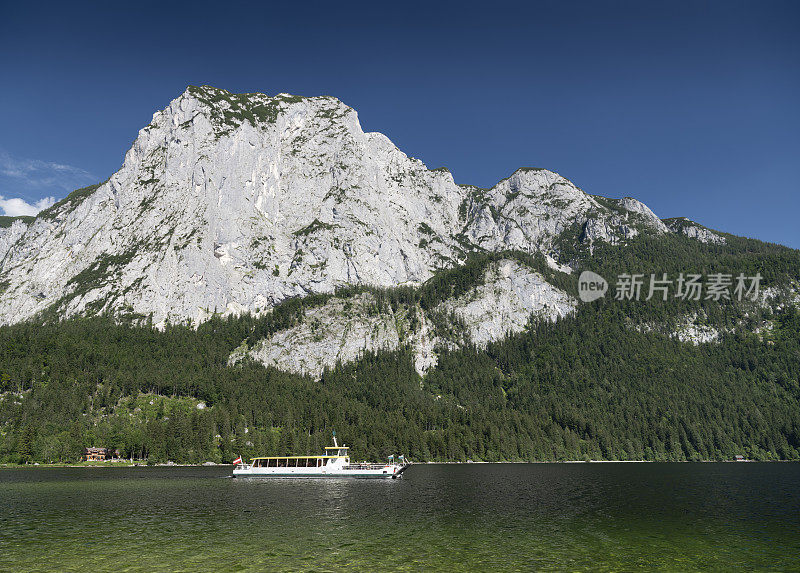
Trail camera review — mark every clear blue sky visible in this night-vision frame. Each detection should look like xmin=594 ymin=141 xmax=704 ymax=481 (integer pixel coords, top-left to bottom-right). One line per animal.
xmin=1 ymin=1 xmax=797 ymax=247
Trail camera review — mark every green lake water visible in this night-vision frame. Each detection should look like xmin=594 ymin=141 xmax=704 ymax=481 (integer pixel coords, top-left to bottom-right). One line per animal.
xmin=1 ymin=463 xmax=798 ymax=571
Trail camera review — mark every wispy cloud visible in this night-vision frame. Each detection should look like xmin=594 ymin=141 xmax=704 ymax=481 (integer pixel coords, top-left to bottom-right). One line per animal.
xmin=0 ymin=150 xmax=96 ymax=216
xmin=0 ymin=196 xmax=56 ymax=217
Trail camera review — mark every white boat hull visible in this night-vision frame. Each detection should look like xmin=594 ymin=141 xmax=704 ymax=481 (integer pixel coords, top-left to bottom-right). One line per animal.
xmin=232 ymin=434 xmax=410 ymax=479
xmin=233 ymin=464 xmax=407 ymax=479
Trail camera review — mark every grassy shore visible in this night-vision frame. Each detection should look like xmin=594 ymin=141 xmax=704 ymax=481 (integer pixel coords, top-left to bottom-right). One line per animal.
xmin=0 ymin=461 xmax=228 ymax=468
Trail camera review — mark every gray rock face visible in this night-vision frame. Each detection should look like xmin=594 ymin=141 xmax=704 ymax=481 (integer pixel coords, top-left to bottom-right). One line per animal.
xmin=620 ymin=197 xmax=669 ymax=232
xmin=0 ymin=86 xmax=687 ymax=326
xmin=0 ymin=219 xmax=30 ymax=265
xmin=231 ymin=259 xmax=575 ymax=378
xmin=636 ymin=310 xmax=724 ymax=345
xmin=664 ymin=217 xmax=726 ymax=245
xmin=229 ymin=292 xmax=406 ymax=378
xmin=581 ymin=197 xmax=669 ymax=245
xmin=439 ymin=260 xmax=575 ymax=346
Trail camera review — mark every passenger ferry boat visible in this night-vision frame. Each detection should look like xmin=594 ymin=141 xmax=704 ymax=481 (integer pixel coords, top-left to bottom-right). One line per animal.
xmin=232 ymin=433 xmax=409 ymax=479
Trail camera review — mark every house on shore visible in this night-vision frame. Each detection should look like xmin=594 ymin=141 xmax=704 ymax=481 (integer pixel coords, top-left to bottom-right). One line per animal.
xmin=83 ymin=447 xmax=119 ymax=461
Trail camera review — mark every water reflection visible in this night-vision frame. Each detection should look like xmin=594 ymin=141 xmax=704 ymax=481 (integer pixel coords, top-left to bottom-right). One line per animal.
xmin=1 ymin=463 xmax=799 ymax=571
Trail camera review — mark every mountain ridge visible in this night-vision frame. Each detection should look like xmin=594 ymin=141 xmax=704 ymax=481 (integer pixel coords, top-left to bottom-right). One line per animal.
xmin=0 ymin=85 xmax=727 ymax=329
xmin=1 ymin=87 xmax=799 ymax=463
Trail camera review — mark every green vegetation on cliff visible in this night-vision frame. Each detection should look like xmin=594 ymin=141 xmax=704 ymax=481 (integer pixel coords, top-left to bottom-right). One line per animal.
xmin=1 ymin=234 xmax=799 ymax=464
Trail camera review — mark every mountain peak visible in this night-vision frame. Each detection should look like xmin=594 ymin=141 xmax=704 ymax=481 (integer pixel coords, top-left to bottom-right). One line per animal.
xmin=0 ymin=88 xmax=697 ymax=327
xmin=165 ymin=86 xmax=355 ymax=141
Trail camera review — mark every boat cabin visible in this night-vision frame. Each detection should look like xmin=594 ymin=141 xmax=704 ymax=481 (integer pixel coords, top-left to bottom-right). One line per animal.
xmin=324 ymin=446 xmax=349 ymax=457
xmin=251 ymin=457 xmax=323 ymax=468
xmin=250 ymin=447 xmax=350 ymax=468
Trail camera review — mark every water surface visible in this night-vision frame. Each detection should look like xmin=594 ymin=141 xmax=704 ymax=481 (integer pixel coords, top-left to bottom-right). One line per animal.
xmin=1 ymin=463 xmax=798 ymax=571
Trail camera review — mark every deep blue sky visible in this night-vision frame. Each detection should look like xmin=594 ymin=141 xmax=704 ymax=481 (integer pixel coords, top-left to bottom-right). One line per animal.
xmin=1 ymin=1 xmax=798 ymax=247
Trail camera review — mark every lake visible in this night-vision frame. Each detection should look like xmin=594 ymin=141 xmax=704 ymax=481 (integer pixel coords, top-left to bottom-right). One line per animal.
xmin=1 ymin=463 xmax=799 ymax=571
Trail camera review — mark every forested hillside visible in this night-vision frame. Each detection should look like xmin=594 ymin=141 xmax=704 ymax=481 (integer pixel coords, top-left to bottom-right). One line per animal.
xmin=1 ymin=233 xmax=799 ymax=464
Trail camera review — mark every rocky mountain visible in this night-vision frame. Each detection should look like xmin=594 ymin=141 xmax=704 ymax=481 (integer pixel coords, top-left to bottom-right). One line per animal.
xmin=0 ymin=86 xmax=697 ymax=325
xmin=3 ymin=87 xmax=800 ymax=466
xmin=228 ymin=258 xmax=576 ymax=377
xmin=663 ymin=217 xmax=726 ymax=244
xmin=0 ymin=86 xmax=738 ymax=374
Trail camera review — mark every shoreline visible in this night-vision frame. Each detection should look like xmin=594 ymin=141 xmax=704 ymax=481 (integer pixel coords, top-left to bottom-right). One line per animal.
xmin=0 ymin=459 xmax=782 ymax=469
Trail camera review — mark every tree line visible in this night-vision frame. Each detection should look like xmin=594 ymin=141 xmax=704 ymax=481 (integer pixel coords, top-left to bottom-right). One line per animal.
xmin=1 ymin=233 xmax=799 ymax=464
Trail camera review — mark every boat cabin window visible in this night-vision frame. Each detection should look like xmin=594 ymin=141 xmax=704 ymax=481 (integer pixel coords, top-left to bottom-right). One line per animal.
xmin=252 ymin=457 xmax=329 ymax=468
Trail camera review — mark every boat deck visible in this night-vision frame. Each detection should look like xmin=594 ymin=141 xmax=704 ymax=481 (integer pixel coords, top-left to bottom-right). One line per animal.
xmin=343 ymin=464 xmax=391 ymax=471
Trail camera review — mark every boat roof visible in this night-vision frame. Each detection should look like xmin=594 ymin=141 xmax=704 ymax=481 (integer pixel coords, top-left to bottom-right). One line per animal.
xmin=250 ymin=455 xmax=346 ymax=460
xmin=324 ymin=446 xmax=348 ymax=450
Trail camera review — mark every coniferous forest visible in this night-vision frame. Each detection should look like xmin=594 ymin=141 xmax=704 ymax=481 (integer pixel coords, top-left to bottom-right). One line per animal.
xmin=1 ymin=232 xmax=799 ymax=464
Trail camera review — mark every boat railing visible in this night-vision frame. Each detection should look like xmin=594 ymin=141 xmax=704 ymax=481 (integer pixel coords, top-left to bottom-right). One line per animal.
xmin=343 ymin=463 xmax=394 ymax=471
